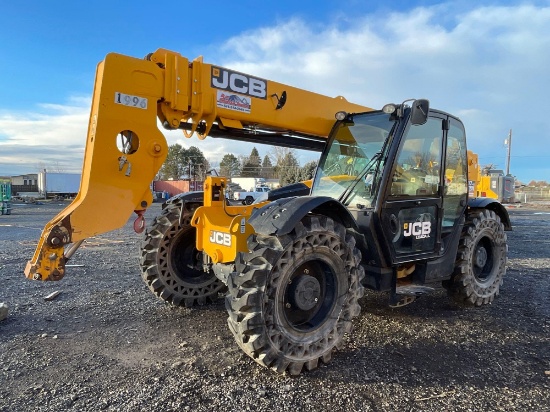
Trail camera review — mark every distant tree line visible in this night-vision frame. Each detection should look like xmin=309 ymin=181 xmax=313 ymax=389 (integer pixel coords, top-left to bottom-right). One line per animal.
xmin=526 ymin=180 xmax=550 ymax=187
xmin=158 ymin=144 xmax=210 ymax=181
xmin=159 ymin=144 xmax=318 ymax=186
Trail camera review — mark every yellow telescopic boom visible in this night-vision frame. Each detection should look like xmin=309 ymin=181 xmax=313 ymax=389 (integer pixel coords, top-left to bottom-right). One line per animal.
xmin=25 ymin=48 xmax=371 ymax=281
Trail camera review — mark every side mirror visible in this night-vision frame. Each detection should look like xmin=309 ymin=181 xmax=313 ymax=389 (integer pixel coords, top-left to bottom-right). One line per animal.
xmin=410 ymin=99 xmax=429 ymax=125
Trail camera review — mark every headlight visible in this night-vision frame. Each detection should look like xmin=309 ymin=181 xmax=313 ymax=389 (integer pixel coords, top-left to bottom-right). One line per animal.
xmin=382 ymin=103 xmax=397 ymax=114
xmin=335 ymin=111 xmax=347 ymax=121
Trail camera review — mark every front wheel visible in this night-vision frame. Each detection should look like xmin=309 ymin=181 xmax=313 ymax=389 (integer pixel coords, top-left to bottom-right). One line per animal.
xmin=226 ymin=215 xmax=364 ymax=375
xmin=449 ymin=209 xmax=507 ymax=306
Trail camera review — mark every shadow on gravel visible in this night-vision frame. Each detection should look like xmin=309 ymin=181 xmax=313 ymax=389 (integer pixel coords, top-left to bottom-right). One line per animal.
xmin=305 ymin=275 xmax=549 ymax=392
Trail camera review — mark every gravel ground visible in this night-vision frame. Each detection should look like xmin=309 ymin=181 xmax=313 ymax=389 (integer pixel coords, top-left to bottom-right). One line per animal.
xmin=0 ymin=202 xmax=549 ymax=412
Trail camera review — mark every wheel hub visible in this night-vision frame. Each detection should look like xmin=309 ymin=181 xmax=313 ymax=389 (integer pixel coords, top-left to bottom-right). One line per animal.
xmin=289 ymin=275 xmax=321 ymax=311
xmin=475 ymin=245 xmax=488 ymax=269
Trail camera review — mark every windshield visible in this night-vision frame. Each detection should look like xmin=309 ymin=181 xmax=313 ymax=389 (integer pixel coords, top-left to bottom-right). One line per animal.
xmin=311 ymin=112 xmax=395 ymax=207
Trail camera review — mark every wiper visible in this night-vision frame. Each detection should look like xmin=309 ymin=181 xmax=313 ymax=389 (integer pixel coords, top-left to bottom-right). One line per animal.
xmin=338 ymin=120 xmax=395 ymax=206
xmin=339 ymin=152 xmax=382 ymax=206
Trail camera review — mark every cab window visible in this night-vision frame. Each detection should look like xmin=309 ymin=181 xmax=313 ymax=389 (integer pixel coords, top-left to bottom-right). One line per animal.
xmin=390 ymin=117 xmax=443 ymax=197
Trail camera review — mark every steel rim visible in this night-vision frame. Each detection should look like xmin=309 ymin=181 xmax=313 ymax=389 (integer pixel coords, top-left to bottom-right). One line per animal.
xmin=164 ymin=226 xmax=210 ymax=285
xmin=473 ymin=236 xmax=495 ymax=283
xmin=282 ymin=259 xmax=337 ymax=332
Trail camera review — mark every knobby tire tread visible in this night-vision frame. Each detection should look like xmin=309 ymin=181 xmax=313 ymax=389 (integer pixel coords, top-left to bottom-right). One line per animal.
xmin=225 ymin=215 xmax=364 ymax=375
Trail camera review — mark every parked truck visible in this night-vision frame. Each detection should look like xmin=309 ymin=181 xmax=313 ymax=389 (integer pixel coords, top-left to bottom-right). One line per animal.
xmin=230 ymin=177 xmax=267 ymax=192
xmin=25 ymin=48 xmax=510 ymax=375
xmin=233 ymin=184 xmax=270 ymax=204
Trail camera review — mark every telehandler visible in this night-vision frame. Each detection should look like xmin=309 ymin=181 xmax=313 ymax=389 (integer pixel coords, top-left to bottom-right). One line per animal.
xmin=25 ymin=48 xmax=510 ymax=375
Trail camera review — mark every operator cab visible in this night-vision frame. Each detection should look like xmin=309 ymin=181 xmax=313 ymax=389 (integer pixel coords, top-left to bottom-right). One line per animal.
xmin=312 ymin=99 xmax=469 ymax=293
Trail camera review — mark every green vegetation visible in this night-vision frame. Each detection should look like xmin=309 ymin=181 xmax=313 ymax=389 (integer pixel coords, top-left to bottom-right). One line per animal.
xmin=158 ymin=144 xmax=318 ymax=186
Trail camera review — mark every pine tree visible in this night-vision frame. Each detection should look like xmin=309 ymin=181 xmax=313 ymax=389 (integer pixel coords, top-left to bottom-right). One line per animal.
xmin=241 ymin=147 xmax=262 ymax=177
xmin=278 ymin=151 xmax=300 ymax=186
xmin=181 ymin=146 xmax=208 ymax=180
xmin=220 ymin=154 xmax=241 ymax=177
xmin=158 ymin=144 xmax=209 ymax=181
xmin=299 ymin=160 xmax=318 ymax=181
xmin=159 ymin=144 xmax=184 ymax=180
xmin=261 ymin=155 xmax=274 ymax=179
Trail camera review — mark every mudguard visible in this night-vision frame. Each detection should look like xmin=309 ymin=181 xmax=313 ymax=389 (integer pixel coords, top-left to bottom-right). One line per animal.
xmin=468 ymin=197 xmax=512 ymax=230
xmin=163 ymin=191 xmax=203 ymax=209
xmin=266 ymin=182 xmax=311 ymax=202
xmin=248 ymin=196 xmax=358 ymax=236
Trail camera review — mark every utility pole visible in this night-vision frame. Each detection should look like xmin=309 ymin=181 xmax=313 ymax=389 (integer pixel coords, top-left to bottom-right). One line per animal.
xmin=505 ymin=129 xmax=512 ymax=176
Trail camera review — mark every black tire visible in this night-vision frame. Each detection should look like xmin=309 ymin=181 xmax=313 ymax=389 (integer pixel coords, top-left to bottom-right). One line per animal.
xmin=244 ymin=196 xmax=254 ymax=205
xmin=140 ymin=200 xmax=226 ymax=307
xmin=226 ymin=215 xmax=364 ymax=375
xmin=449 ymin=209 xmax=507 ymax=306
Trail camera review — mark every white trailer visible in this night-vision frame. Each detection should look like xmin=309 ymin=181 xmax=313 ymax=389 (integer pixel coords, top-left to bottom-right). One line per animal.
xmin=38 ymin=171 xmax=81 ymax=197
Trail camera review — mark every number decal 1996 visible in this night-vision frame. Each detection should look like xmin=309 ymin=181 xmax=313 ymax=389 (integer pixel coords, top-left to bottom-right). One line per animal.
xmin=115 ymin=92 xmax=148 ymax=109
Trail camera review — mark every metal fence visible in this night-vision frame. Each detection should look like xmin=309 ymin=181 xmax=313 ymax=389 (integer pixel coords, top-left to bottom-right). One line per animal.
xmin=515 ymin=188 xmax=550 ymax=203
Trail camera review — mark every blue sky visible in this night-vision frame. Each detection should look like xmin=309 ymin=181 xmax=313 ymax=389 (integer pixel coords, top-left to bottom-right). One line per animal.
xmin=1 ymin=0 xmax=549 ymax=183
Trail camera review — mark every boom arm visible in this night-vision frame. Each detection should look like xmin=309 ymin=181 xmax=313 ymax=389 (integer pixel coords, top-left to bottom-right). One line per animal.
xmin=25 ymin=48 xmax=372 ymax=281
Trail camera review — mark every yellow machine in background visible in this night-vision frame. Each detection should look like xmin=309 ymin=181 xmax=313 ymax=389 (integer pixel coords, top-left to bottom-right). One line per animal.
xmin=467 ymin=151 xmax=515 ymax=202
xmin=25 ymin=48 xmax=511 ymax=376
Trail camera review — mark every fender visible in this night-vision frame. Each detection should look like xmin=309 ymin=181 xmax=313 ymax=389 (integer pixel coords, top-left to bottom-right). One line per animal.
xmin=249 ymin=196 xmax=358 ymax=236
xmin=266 ymin=182 xmax=311 ymax=202
xmin=163 ymin=191 xmax=203 ymax=209
xmin=468 ymin=197 xmax=512 ymax=230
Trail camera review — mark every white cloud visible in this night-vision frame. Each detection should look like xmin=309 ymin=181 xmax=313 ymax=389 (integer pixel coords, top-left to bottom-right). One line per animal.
xmin=0 ymin=99 xmax=89 ymax=174
xmin=0 ymin=98 xmax=270 ymax=175
xmin=1 ymin=3 xmax=549 ymax=182
xmin=217 ymin=4 xmax=550 ymax=182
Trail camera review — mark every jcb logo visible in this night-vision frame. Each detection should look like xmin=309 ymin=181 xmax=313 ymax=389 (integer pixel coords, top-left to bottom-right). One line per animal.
xmin=211 ymin=67 xmax=267 ymax=99
xmin=403 ymin=222 xmax=431 ymax=239
xmin=209 ymin=230 xmax=231 ymax=247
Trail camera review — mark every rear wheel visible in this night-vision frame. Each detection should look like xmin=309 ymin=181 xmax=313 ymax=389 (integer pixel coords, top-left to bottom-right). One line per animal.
xmin=449 ymin=209 xmax=507 ymax=306
xmin=140 ymin=200 xmax=226 ymax=307
xmin=226 ymin=215 xmax=364 ymax=375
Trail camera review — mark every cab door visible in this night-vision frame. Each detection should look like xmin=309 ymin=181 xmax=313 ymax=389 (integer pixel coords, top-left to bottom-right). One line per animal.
xmin=379 ymin=114 xmax=446 ymax=264
xmin=439 ymin=117 xmax=468 ymax=250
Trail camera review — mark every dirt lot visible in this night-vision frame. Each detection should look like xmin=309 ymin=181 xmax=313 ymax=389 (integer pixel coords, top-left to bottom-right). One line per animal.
xmin=0 ymin=202 xmax=549 ymax=411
